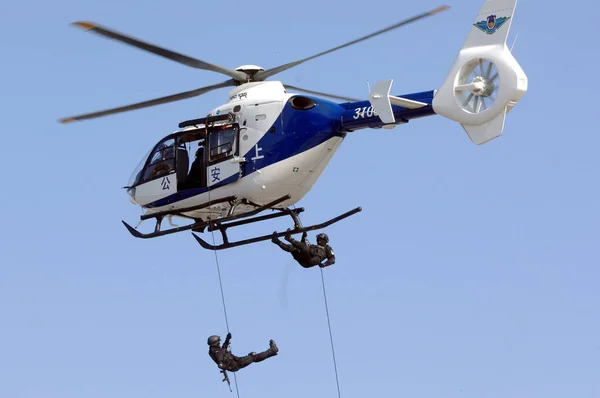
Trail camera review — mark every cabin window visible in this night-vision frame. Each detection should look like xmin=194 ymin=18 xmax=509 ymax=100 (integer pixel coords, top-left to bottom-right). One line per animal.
xmin=209 ymin=125 xmax=238 ymax=163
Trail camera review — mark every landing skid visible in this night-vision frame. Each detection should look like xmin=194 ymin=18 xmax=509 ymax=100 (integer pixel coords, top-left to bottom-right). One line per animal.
xmin=122 ymin=194 xmax=361 ymax=245
xmin=192 ymin=206 xmax=362 ymax=251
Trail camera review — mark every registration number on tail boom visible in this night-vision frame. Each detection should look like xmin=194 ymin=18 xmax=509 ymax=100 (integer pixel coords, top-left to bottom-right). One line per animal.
xmin=352 ymin=106 xmax=378 ymax=119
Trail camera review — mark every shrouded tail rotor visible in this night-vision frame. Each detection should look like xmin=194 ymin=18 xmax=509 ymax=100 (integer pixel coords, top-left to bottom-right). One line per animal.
xmin=454 ymin=58 xmax=500 ymax=114
xmin=432 ymin=0 xmax=528 ymax=145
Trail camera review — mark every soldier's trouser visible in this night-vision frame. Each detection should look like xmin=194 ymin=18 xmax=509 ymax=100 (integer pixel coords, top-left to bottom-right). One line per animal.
xmin=274 ymin=240 xmax=321 ymax=268
xmin=291 ymin=251 xmax=321 ymax=268
xmin=252 ymin=348 xmax=277 ymax=362
xmin=228 ymin=348 xmax=277 ymax=371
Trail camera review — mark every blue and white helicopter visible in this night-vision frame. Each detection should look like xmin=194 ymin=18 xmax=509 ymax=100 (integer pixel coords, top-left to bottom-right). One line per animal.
xmin=59 ymin=0 xmax=527 ymax=250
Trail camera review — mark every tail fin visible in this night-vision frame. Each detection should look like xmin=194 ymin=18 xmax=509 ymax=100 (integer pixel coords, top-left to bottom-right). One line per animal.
xmin=432 ymin=0 xmax=528 ymax=145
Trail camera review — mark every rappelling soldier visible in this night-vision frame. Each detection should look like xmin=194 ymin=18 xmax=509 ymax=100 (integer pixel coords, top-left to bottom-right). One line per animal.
xmin=271 ymin=230 xmax=335 ymax=268
xmin=207 ymin=332 xmax=279 ymax=374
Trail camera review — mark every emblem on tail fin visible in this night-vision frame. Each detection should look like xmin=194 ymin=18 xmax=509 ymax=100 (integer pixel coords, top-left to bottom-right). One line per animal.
xmin=474 ymin=15 xmax=510 ymax=34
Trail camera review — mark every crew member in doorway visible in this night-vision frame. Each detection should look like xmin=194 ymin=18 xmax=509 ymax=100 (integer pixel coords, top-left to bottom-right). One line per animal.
xmin=271 ymin=230 xmax=335 ymax=268
xmin=186 ymin=146 xmax=205 ymax=188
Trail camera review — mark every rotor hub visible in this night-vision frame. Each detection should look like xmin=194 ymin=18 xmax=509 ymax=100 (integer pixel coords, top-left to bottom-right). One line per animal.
xmin=454 ymin=58 xmax=499 ymax=114
xmin=469 ymin=76 xmax=493 ymax=97
xmin=234 ymin=65 xmax=264 ymax=72
xmin=234 ymin=65 xmax=265 ymax=82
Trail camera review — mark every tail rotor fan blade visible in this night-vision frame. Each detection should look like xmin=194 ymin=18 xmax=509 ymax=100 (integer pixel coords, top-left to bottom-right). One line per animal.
xmin=58 ymin=79 xmax=236 ymax=123
xmin=71 ymin=22 xmax=248 ymax=82
xmin=254 ymin=5 xmax=450 ymax=81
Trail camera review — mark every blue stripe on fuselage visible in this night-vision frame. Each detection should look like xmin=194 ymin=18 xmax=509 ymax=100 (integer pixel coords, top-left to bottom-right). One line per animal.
xmin=143 ymin=172 xmax=240 ymax=208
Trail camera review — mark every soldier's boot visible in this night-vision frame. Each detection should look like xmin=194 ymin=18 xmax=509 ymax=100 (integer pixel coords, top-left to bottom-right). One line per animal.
xmin=269 ymin=339 xmax=279 ymax=354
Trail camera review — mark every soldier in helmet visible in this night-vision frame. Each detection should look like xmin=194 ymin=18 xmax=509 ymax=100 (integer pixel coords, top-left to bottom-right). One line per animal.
xmin=207 ymin=332 xmax=279 ymax=373
xmin=271 ymin=230 xmax=335 ymax=268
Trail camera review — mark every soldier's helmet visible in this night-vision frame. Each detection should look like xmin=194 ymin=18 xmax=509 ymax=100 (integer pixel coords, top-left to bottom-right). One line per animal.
xmin=316 ymin=233 xmax=329 ymax=244
xmin=207 ymin=335 xmax=221 ymax=346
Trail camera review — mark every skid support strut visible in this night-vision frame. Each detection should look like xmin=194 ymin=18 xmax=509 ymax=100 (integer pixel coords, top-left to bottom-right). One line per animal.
xmin=122 ymin=195 xmax=291 ymax=239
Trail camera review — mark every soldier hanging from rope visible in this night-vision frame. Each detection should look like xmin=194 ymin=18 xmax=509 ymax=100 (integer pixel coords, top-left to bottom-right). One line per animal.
xmin=271 ymin=230 xmax=335 ymax=269
xmin=207 ymin=332 xmax=279 ymax=386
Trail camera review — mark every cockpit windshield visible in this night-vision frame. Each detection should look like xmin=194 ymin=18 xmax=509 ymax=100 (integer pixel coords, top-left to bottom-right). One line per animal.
xmin=127 ymin=147 xmax=152 ymax=188
xmin=127 ymin=137 xmax=176 ymax=188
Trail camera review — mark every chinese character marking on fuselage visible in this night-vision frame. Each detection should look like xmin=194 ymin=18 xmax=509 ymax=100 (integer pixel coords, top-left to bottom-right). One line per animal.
xmin=211 ymin=167 xmax=221 ymax=183
xmin=251 ymin=144 xmax=264 ymax=161
xmin=161 ymin=176 xmax=171 ymax=190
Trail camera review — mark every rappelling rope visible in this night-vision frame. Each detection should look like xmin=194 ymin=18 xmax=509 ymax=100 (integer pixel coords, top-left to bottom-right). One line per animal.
xmin=208 ymin=188 xmax=241 ymax=398
xmin=293 ymin=205 xmax=342 ymax=398
xmin=319 ymin=268 xmax=342 ymax=398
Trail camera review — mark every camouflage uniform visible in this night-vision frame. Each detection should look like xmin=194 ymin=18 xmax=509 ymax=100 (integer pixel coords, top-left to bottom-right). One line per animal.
xmin=207 ymin=333 xmax=278 ymax=372
xmin=272 ymin=232 xmax=335 ymax=268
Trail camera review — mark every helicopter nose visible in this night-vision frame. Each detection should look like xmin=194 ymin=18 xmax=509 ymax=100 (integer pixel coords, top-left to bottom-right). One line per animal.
xmin=126 ymin=187 xmax=138 ymax=205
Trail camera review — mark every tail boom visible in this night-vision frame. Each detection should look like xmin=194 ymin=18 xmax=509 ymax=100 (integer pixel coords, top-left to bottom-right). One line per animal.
xmin=340 ymin=90 xmax=435 ymax=131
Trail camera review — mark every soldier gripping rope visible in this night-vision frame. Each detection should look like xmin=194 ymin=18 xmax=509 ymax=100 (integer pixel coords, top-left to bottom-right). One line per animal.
xmin=271 ymin=230 xmax=335 ymax=269
xmin=207 ymin=332 xmax=279 ymax=388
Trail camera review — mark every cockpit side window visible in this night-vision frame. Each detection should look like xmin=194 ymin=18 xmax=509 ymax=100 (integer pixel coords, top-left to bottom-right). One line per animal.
xmin=208 ymin=125 xmax=238 ymax=163
xmin=141 ymin=138 xmax=176 ymax=183
xmin=149 ymin=140 xmax=175 ymax=164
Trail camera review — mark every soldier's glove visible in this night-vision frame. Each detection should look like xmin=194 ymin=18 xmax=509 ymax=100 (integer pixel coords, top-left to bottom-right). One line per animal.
xmin=226 ymin=332 xmax=232 ymax=339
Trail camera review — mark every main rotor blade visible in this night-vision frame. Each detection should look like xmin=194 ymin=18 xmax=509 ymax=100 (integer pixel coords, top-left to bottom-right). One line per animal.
xmin=283 ymin=84 xmax=359 ymax=102
xmin=70 ymin=22 xmax=248 ymax=82
xmin=254 ymin=5 xmax=450 ymax=81
xmin=58 ymin=79 xmax=236 ymax=123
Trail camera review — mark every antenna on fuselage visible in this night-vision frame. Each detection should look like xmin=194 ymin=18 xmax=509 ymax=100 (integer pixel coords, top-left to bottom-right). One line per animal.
xmin=510 ymin=32 xmax=519 ymax=53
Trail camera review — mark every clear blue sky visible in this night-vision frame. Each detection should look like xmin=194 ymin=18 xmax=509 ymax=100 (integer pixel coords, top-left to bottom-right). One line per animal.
xmin=2 ymin=0 xmax=599 ymax=397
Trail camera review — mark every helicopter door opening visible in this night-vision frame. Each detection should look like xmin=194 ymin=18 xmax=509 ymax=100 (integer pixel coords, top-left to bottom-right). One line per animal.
xmin=177 ymin=135 xmax=208 ymax=191
xmin=206 ymin=123 xmax=241 ymax=188
xmin=175 ymin=123 xmax=240 ymax=192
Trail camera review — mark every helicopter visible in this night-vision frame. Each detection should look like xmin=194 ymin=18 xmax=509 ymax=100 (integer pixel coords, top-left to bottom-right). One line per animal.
xmin=59 ymin=0 xmax=528 ymax=251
